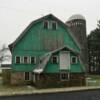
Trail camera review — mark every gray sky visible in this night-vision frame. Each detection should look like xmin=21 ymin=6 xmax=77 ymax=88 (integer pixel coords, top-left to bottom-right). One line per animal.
xmin=0 ymin=0 xmax=100 ymax=46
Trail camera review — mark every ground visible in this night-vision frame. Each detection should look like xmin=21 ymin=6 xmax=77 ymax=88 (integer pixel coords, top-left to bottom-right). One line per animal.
xmin=0 ymin=75 xmax=100 ymax=96
xmin=86 ymin=75 xmax=100 ymax=86
xmin=1 ymin=89 xmax=100 ymax=100
xmin=0 ymin=85 xmax=100 ymax=96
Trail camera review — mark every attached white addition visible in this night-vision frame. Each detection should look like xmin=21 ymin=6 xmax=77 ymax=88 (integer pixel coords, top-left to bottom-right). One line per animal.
xmin=60 ymin=51 xmax=70 ymax=70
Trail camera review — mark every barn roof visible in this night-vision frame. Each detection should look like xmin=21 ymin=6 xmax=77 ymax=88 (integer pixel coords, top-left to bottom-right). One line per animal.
xmin=9 ymin=14 xmax=80 ymax=53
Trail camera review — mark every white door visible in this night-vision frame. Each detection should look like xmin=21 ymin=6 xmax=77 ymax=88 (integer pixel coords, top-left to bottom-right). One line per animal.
xmin=60 ymin=51 xmax=70 ymax=70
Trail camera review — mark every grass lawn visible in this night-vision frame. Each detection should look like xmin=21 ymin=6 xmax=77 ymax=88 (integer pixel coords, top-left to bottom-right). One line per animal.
xmin=0 ymin=84 xmax=100 ymax=96
xmin=0 ymin=85 xmax=41 ymax=96
xmin=0 ymin=85 xmax=35 ymax=92
xmin=88 ymin=75 xmax=100 ymax=79
xmin=0 ymin=75 xmax=100 ymax=96
xmin=86 ymin=75 xmax=100 ymax=86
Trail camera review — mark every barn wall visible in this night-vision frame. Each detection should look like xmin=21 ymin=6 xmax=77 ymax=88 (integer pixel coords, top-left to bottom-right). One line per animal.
xmin=34 ymin=73 xmax=86 ymax=88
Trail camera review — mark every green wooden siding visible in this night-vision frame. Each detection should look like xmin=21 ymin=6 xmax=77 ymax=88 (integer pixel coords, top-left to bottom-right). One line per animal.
xmin=12 ymin=50 xmax=46 ymax=72
xmin=44 ymin=52 xmax=84 ymax=73
xmin=44 ymin=63 xmax=59 ymax=73
xmin=70 ymin=63 xmax=84 ymax=73
xmin=11 ymin=15 xmax=83 ymax=72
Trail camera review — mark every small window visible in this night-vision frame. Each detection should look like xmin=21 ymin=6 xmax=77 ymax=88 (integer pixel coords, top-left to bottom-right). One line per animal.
xmin=43 ymin=21 xmax=49 ymax=29
xmin=52 ymin=21 xmax=57 ymax=30
xmin=71 ymin=56 xmax=77 ymax=64
xmin=23 ymin=57 xmax=29 ymax=64
xmin=25 ymin=72 xmax=30 ymax=80
xmin=60 ymin=73 xmax=69 ymax=81
xmin=30 ymin=57 xmax=36 ymax=64
xmin=15 ymin=56 xmax=21 ymax=64
xmin=51 ymin=56 xmax=58 ymax=64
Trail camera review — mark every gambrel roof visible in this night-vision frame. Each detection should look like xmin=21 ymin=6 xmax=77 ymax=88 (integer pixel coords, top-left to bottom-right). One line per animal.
xmin=9 ymin=14 xmax=80 ymax=53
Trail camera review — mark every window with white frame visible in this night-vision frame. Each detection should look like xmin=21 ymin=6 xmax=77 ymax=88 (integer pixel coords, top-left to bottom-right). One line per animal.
xmin=43 ymin=21 xmax=49 ymax=29
xmin=23 ymin=56 xmax=29 ymax=64
xmin=30 ymin=57 xmax=36 ymax=64
xmin=51 ymin=56 xmax=58 ymax=64
xmin=15 ymin=56 xmax=21 ymax=64
xmin=71 ymin=56 xmax=77 ymax=64
xmin=60 ymin=73 xmax=69 ymax=80
xmin=52 ymin=21 xmax=57 ymax=30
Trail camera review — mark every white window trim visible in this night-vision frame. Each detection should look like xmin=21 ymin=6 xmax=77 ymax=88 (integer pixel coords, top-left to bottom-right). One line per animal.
xmin=24 ymin=72 xmax=31 ymax=81
xmin=71 ymin=56 xmax=78 ymax=64
xmin=23 ymin=56 xmax=29 ymax=64
xmin=51 ymin=55 xmax=58 ymax=64
xmin=51 ymin=21 xmax=57 ymax=30
xmin=15 ymin=56 xmax=21 ymax=64
xmin=60 ymin=72 xmax=70 ymax=81
xmin=30 ymin=56 xmax=36 ymax=64
xmin=43 ymin=21 xmax=49 ymax=29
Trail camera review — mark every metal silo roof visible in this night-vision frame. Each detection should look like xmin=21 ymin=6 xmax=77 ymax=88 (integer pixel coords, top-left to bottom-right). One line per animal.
xmin=68 ymin=14 xmax=85 ymax=21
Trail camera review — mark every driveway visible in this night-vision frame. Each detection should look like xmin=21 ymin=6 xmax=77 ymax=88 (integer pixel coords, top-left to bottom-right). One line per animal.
xmin=0 ymin=89 xmax=100 ymax=100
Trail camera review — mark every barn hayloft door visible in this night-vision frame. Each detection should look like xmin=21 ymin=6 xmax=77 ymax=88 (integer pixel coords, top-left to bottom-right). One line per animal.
xmin=60 ymin=51 xmax=70 ymax=70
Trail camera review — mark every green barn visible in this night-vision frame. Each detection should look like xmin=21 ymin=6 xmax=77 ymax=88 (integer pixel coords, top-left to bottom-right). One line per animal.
xmin=8 ymin=14 xmax=86 ymax=88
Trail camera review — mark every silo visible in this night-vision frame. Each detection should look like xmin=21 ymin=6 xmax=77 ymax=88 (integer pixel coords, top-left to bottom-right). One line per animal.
xmin=66 ymin=14 xmax=88 ymax=72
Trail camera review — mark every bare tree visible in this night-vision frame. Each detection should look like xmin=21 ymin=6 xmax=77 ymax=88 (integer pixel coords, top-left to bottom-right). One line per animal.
xmin=0 ymin=44 xmax=11 ymax=66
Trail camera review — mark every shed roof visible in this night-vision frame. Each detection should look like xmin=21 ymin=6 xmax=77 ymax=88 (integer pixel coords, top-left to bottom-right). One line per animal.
xmin=33 ymin=53 xmax=51 ymax=73
xmin=33 ymin=45 xmax=80 ymax=74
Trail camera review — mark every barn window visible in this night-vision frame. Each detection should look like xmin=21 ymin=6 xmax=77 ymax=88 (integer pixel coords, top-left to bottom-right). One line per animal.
xmin=30 ymin=57 xmax=36 ymax=64
xmin=24 ymin=72 xmax=30 ymax=80
xmin=23 ymin=56 xmax=29 ymax=64
xmin=60 ymin=73 xmax=69 ymax=80
xmin=43 ymin=21 xmax=49 ymax=29
xmin=15 ymin=56 xmax=21 ymax=64
xmin=52 ymin=21 xmax=57 ymax=30
xmin=71 ymin=56 xmax=77 ymax=64
xmin=51 ymin=56 xmax=58 ymax=64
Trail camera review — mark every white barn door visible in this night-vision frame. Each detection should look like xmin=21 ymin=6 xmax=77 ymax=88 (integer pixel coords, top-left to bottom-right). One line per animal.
xmin=60 ymin=51 xmax=70 ymax=70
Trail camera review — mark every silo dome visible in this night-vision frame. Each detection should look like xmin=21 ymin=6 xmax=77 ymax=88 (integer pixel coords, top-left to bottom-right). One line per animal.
xmin=68 ymin=14 xmax=85 ymax=21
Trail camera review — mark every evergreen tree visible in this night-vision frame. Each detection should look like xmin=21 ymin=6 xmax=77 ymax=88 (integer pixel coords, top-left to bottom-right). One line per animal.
xmin=88 ymin=20 xmax=100 ymax=73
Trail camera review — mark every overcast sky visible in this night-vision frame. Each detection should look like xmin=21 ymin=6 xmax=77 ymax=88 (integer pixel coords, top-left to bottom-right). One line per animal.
xmin=0 ymin=0 xmax=100 ymax=46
